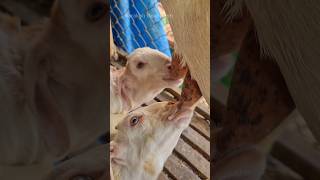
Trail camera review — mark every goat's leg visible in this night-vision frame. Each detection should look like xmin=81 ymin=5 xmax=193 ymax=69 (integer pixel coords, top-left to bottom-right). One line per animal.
xmin=213 ymin=27 xmax=295 ymax=179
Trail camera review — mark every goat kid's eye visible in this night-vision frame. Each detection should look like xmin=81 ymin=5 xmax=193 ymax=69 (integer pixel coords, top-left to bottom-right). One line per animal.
xmin=86 ymin=2 xmax=108 ymax=22
xmin=168 ymin=101 xmax=175 ymax=105
xmin=136 ymin=62 xmax=145 ymax=69
xmin=130 ymin=116 xmax=142 ymax=126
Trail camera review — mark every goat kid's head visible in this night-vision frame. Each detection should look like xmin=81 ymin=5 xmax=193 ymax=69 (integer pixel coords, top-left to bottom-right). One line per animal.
xmin=118 ymin=47 xmax=187 ymax=110
xmin=24 ymin=0 xmax=108 ymax=158
xmin=110 ymin=101 xmax=195 ymax=178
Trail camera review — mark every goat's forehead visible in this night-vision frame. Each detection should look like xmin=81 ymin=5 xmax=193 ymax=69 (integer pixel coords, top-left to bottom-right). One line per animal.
xmin=128 ymin=48 xmax=170 ymax=62
xmin=128 ymin=102 xmax=168 ymax=117
xmin=143 ymin=102 xmax=168 ymax=111
xmin=127 ymin=109 xmax=144 ymax=117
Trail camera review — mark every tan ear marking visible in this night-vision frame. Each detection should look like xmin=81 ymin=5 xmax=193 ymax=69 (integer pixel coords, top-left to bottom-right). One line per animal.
xmin=144 ymin=159 xmax=156 ymax=176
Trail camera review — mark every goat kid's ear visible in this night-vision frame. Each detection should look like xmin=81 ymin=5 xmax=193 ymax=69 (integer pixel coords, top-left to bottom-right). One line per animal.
xmin=25 ymin=53 xmax=70 ymax=157
xmin=168 ymin=107 xmax=194 ymax=127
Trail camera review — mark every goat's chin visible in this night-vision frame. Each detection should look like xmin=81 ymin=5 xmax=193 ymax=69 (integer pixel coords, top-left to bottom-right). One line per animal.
xmin=164 ymin=79 xmax=183 ymax=87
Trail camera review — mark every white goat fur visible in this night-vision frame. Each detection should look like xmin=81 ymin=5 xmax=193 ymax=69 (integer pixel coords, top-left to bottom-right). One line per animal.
xmin=111 ymin=102 xmax=195 ymax=180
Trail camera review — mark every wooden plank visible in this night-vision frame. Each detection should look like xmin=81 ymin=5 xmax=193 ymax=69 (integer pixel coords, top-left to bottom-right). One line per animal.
xmin=190 ymin=115 xmax=210 ymax=140
xmin=174 ymin=139 xmax=210 ymax=179
xmin=181 ymin=127 xmax=210 ymax=160
xmin=157 ymin=172 xmax=170 ymax=180
xmin=196 ymin=99 xmax=210 ymax=120
xmin=272 ymin=128 xmax=320 ymax=180
xmin=164 ymin=154 xmax=201 ymax=180
xmin=156 ymin=90 xmax=177 ymax=102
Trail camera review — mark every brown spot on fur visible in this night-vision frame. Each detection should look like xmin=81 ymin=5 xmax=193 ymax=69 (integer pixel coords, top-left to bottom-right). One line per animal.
xmin=144 ymin=159 xmax=156 ymax=176
xmin=215 ymin=27 xmax=295 ymax=155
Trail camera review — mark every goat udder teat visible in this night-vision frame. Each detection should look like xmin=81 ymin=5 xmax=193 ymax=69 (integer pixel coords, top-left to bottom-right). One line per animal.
xmin=168 ymin=70 xmax=202 ymax=124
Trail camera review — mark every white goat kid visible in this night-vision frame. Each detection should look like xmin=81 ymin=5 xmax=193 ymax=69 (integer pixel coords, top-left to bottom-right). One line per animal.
xmin=110 ymin=48 xmax=187 ymax=136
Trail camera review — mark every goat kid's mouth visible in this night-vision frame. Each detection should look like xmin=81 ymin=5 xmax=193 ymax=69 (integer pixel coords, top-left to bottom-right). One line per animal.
xmin=162 ymin=68 xmax=187 ymax=82
xmin=162 ymin=76 xmax=183 ymax=85
xmin=162 ymin=53 xmax=188 ymax=83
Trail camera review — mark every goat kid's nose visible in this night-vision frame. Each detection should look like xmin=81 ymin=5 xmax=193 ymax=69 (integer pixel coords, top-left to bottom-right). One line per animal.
xmin=166 ymin=64 xmax=172 ymax=70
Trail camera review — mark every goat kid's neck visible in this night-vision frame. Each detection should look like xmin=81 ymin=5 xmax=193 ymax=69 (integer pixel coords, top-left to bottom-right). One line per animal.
xmin=111 ymin=67 xmax=132 ymax=113
xmin=111 ymin=155 xmax=162 ymax=180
